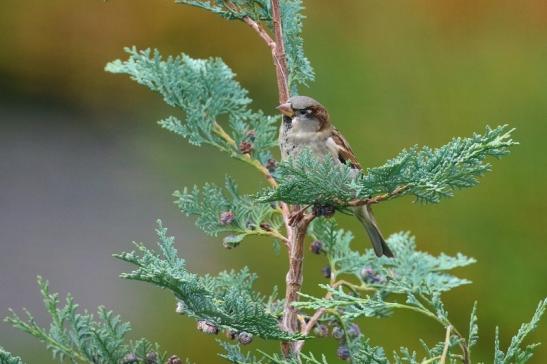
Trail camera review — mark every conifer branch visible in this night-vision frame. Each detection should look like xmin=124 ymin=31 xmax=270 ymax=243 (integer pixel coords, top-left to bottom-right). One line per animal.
xmin=242 ymin=16 xmax=289 ymax=103
xmin=5 ymin=1 xmax=547 ymax=364
xmin=270 ymin=0 xmax=290 ymax=102
xmin=4 ymin=277 xmax=175 ymax=364
xmin=174 ymin=176 xmax=285 ymax=248
xmin=115 ymin=221 xmax=303 ymax=341
xmin=0 ymin=347 xmax=24 ymax=364
xmin=212 ymin=121 xmax=278 ymax=188
xmin=344 ymin=184 xmax=410 ymax=207
xmin=440 ymin=326 xmax=453 ymax=364
xmin=258 ymin=0 xmax=311 ymax=357
xmin=259 ymin=125 xmax=517 ymax=207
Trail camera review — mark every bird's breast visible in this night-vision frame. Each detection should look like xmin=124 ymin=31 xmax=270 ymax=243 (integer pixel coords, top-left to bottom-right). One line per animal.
xmin=281 ymin=130 xmax=336 ymax=160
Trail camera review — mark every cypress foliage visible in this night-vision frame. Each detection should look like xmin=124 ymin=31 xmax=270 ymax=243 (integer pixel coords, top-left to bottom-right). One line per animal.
xmin=3 ymin=1 xmax=544 ymax=363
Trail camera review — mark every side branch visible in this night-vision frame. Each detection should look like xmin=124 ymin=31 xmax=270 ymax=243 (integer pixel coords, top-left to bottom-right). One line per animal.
xmin=212 ymin=122 xmax=278 ymax=188
xmin=343 ymin=184 xmax=410 ymax=207
xmin=243 ymin=16 xmax=289 ymax=103
xmin=280 ymin=212 xmax=315 ymax=357
xmin=270 ymin=0 xmax=289 ymax=102
xmin=243 ymin=16 xmax=275 ymax=49
xmin=440 ymin=325 xmax=452 ymax=364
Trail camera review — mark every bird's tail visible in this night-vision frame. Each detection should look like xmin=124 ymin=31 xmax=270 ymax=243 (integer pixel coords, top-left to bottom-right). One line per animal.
xmin=353 ymin=205 xmax=394 ymax=257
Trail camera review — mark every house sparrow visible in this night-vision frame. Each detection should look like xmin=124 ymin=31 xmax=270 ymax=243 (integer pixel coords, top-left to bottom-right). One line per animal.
xmin=277 ymin=95 xmax=394 ymax=257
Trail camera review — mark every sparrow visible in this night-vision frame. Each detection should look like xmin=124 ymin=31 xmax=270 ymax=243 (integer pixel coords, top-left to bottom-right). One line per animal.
xmin=277 ymin=95 xmax=394 ymax=258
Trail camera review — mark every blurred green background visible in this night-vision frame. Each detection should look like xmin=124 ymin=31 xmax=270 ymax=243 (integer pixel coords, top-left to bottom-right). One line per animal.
xmin=1 ymin=0 xmax=546 ymax=362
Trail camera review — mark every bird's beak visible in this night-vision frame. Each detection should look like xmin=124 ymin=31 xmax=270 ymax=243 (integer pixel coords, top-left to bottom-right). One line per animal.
xmin=277 ymin=102 xmax=294 ymax=117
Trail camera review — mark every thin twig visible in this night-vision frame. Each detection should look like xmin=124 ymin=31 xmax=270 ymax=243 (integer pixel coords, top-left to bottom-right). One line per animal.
xmin=344 ymin=184 xmax=410 ymax=207
xmin=270 ymin=0 xmax=289 ymax=102
xmin=421 ymin=356 xmax=441 ymax=364
xmin=440 ymin=325 xmax=452 ymax=364
xmin=301 ymin=308 xmax=326 ymax=336
xmin=242 ymin=16 xmax=275 ymax=48
xmin=418 ymin=294 xmax=470 ymax=364
xmin=253 ymin=228 xmax=289 ymax=244
xmin=295 ymin=265 xmax=338 ymax=352
xmin=212 ymin=122 xmax=278 ymax=188
xmin=242 ymin=15 xmax=289 ymax=103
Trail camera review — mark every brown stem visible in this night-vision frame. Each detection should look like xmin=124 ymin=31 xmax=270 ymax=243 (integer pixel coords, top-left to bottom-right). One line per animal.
xmin=243 ymin=1 xmax=303 ymax=357
xmin=281 ymin=212 xmax=314 ymax=357
xmin=344 ymin=184 xmax=410 ymax=207
xmin=297 ymin=279 xmax=363 ymax=342
xmin=296 ymin=276 xmax=340 ymax=353
xmin=242 ymin=14 xmax=289 ymax=103
xmin=287 ymin=204 xmax=312 ymax=226
xmin=243 ymin=16 xmax=275 ymax=49
xmin=270 ymin=0 xmax=289 ymax=102
xmin=440 ymin=325 xmax=452 ymax=364
xmin=266 ymin=0 xmax=308 ymax=357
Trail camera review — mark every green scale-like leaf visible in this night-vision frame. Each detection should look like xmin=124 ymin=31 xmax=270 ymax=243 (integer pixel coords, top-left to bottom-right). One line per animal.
xmin=173 ymin=0 xmax=314 ymax=91
xmin=0 ymin=348 xmax=24 ymax=364
xmin=4 ymin=278 xmax=171 ymax=364
xmin=493 ymin=298 xmax=547 ymax=364
xmin=115 ymin=221 xmax=302 ymax=341
xmin=309 ymin=218 xmax=476 ymax=295
xmin=259 ymin=125 xmax=517 ymax=206
xmin=106 ymin=47 xmax=277 ymax=156
xmin=174 ymin=176 xmax=282 ymax=247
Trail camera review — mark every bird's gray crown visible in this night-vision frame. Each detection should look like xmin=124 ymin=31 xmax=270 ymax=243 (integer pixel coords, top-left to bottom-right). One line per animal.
xmin=287 ymin=95 xmax=323 ymax=110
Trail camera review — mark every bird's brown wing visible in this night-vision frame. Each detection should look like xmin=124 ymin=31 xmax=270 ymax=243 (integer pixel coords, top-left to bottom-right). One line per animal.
xmin=330 ymin=128 xmax=362 ymax=170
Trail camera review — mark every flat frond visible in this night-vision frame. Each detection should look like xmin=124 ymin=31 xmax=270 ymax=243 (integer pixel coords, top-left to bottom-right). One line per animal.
xmin=106 ymin=48 xmax=277 ymax=157
xmin=310 ymin=219 xmax=475 ymax=295
xmin=115 ymin=221 xmax=302 ymax=341
xmin=260 ymin=126 xmax=517 ymax=206
xmin=468 ymin=302 xmax=479 ymax=348
xmin=172 ymin=0 xmax=314 ymax=91
xmin=0 ymin=347 xmax=24 ymax=364
xmin=280 ymin=0 xmax=315 ymax=90
xmin=4 ymin=278 xmax=173 ymax=364
xmin=174 ymin=176 xmax=282 ymax=247
xmin=496 ymin=298 xmax=547 ymax=364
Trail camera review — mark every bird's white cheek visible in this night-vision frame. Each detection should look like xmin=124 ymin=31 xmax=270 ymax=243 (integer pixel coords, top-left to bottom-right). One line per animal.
xmin=291 ymin=117 xmax=320 ymax=133
xmin=291 ymin=118 xmax=302 ymax=130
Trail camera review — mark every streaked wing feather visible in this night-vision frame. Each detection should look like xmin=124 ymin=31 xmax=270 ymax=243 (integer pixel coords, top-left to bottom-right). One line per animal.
xmin=330 ymin=128 xmax=362 ymax=169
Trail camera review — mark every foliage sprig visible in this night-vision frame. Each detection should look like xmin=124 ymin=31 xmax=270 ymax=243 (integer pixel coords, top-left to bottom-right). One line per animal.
xmin=114 ymin=221 xmax=301 ymax=341
xmin=174 ymin=0 xmax=313 ymax=91
xmin=4 ymin=277 xmax=178 ymax=364
xmin=174 ymin=176 xmax=286 ymax=247
xmin=259 ymin=125 xmax=517 ymax=206
xmin=0 ymin=347 xmax=24 ymax=364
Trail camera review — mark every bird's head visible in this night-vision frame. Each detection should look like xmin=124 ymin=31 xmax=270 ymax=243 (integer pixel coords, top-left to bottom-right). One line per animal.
xmin=277 ymin=96 xmax=330 ymax=132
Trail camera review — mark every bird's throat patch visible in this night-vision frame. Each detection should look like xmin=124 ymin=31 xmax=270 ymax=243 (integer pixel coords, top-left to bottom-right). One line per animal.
xmin=283 ymin=115 xmax=293 ymax=129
